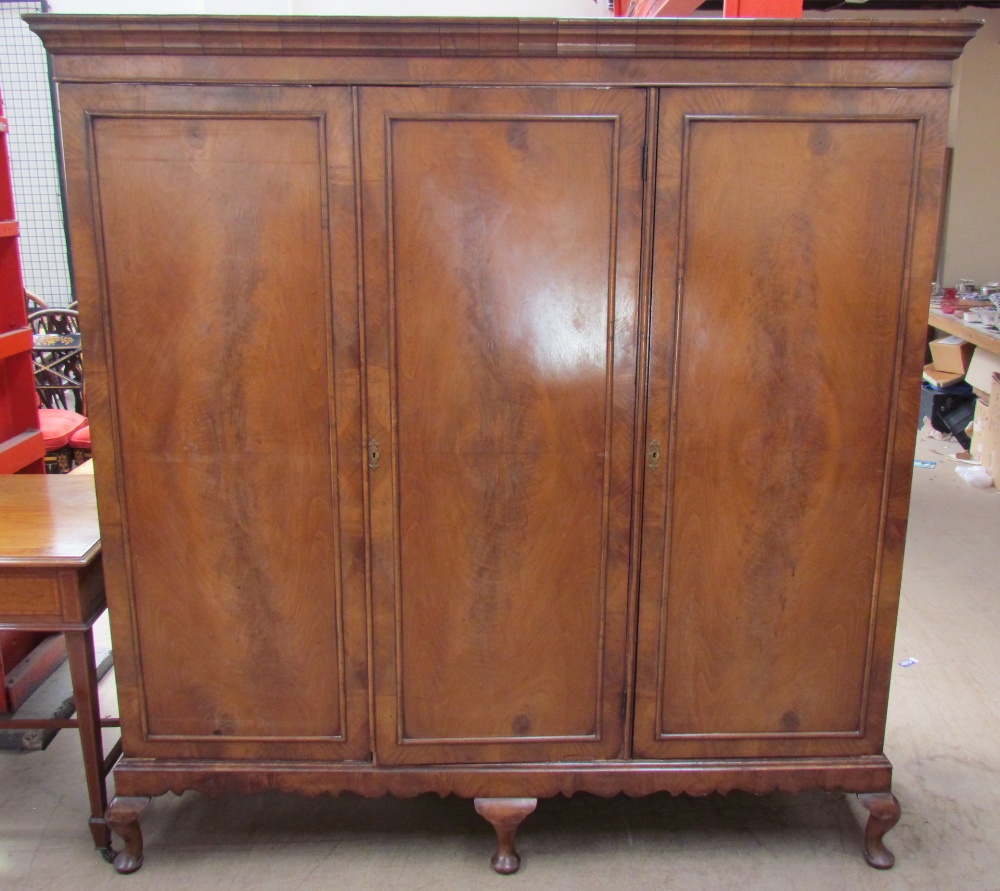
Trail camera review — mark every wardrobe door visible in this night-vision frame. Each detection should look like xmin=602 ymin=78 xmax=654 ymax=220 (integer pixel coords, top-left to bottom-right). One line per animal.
xmin=634 ymin=88 xmax=949 ymax=759
xmin=60 ymin=85 xmax=370 ymax=761
xmin=361 ymin=87 xmax=646 ymax=765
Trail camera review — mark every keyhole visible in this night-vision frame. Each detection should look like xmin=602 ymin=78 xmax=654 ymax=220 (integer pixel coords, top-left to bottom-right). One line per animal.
xmin=649 ymin=440 xmax=661 ymax=469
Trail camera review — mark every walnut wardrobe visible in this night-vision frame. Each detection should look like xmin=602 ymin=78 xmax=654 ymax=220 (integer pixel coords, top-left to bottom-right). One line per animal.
xmin=27 ymin=13 xmax=977 ymax=875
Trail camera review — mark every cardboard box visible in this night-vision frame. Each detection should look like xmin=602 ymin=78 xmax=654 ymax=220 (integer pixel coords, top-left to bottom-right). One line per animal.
xmin=966 ymin=348 xmax=1000 ymax=393
xmin=970 ymin=394 xmax=992 ymax=468
xmin=987 ymin=373 xmax=1000 ymax=488
xmin=929 ymin=335 xmax=976 ymax=374
xmin=922 ymin=363 xmax=965 ymax=389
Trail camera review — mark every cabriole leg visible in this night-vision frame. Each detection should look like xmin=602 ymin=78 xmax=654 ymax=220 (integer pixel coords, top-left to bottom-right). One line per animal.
xmin=474 ymin=797 xmax=537 ymax=875
xmin=106 ymin=796 xmax=150 ymax=874
xmin=858 ymin=792 xmax=902 ymax=869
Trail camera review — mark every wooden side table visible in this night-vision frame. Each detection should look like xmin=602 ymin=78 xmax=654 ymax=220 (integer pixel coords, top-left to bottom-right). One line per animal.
xmin=929 ymin=306 xmax=1000 ymax=359
xmin=0 ymin=474 xmax=121 ymax=860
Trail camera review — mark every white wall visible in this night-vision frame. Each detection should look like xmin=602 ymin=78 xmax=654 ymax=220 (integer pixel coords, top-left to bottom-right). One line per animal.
xmin=49 ymin=0 xmax=202 ymax=11
xmin=49 ymin=0 xmax=612 ymax=16
xmin=938 ymin=9 xmax=1000 ymax=286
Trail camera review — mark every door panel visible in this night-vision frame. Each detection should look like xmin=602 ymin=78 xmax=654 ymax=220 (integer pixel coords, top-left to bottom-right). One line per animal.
xmin=634 ymin=88 xmax=949 ymax=759
xmin=362 ymin=87 xmax=645 ymax=764
xmin=61 ymin=85 xmax=369 ymax=760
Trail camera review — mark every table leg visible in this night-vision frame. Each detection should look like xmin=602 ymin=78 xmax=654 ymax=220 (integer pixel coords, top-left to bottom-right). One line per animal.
xmin=65 ymin=628 xmax=113 ymax=856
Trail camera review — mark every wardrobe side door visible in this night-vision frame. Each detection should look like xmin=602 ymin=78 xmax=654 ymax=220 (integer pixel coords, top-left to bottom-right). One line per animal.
xmin=60 ymin=84 xmax=370 ymax=761
xmin=361 ymin=87 xmax=645 ymax=765
xmin=634 ymin=88 xmax=949 ymax=759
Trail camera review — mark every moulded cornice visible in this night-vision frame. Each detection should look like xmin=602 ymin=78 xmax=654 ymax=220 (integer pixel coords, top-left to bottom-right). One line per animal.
xmin=23 ymin=15 xmax=981 ymax=61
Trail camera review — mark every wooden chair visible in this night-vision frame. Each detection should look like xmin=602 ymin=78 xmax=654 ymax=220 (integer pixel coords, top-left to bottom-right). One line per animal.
xmin=38 ymin=408 xmax=87 ymax=473
xmin=29 ymin=308 xmax=88 ymax=472
xmin=29 ymin=308 xmax=85 ymax=414
xmin=70 ymin=424 xmax=91 ymax=467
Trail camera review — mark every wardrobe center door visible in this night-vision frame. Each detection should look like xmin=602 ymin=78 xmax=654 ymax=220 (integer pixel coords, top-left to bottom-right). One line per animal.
xmin=634 ymin=88 xmax=949 ymax=760
xmin=60 ymin=84 xmax=370 ymax=761
xmin=362 ymin=87 xmax=645 ymax=765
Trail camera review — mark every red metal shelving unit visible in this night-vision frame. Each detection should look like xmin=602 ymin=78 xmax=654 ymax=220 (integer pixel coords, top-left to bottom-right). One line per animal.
xmin=0 ymin=86 xmax=44 ymax=475
xmin=0 ymin=83 xmax=53 ymax=718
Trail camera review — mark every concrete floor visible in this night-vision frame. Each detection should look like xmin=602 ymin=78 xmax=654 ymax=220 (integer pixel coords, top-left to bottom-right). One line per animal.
xmin=2 ymin=432 xmax=998 ymax=890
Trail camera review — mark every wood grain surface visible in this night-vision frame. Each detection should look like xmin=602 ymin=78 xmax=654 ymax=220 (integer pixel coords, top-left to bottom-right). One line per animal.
xmin=0 ymin=474 xmax=100 ymax=565
xmin=64 ymin=85 xmax=369 ymax=760
xmin=0 ymin=575 xmax=60 ymax=619
xmin=362 ymin=87 xmax=645 ymax=764
xmin=634 ymin=87 xmax=950 ymax=759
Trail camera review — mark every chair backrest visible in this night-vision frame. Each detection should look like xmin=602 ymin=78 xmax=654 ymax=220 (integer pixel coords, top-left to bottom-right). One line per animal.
xmin=29 ymin=308 xmax=85 ymax=414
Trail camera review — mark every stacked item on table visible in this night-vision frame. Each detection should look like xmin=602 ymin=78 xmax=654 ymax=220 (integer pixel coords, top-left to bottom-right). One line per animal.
xmin=930 ymin=278 xmax=1000 ymax=319
xmin=966 ymin=352 xmax=1000 ymax=486
xmin=927 ymin=279 xmax=1000 ymax=488
xmin=924 ymin=335 xmax=974 ymax=389
xmin=922 ymin=334 xmax=977 ymax=448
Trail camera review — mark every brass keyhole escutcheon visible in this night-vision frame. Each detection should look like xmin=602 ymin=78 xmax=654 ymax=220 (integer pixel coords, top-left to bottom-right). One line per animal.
xmin=368 ymin=439 xmax=380 ymax=470
xmin=649 ymin=439 xmax=661 ymax=469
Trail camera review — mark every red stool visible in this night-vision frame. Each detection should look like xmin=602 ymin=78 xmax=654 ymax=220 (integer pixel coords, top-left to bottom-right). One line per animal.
xmin=38 ymin=408 xmax=87 ymax=472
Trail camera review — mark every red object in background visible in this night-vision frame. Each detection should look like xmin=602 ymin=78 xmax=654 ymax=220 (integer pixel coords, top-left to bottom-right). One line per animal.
xmin=619 ymin=0 xmax=704 ymax=15
xmin=0 ymin=86 xmax=43 ymax=475
xmin=0 ymin=83 xmax=53 ymax=715
xmin=617 ymin=0 xmax=803 ymax=15
xmin=38 ymin=407 xmax=86 ymax=451
xmin=723 ymin=0 xmax=803 ymax=17
xmin=68 ymin=423 xmax=90 ymax=452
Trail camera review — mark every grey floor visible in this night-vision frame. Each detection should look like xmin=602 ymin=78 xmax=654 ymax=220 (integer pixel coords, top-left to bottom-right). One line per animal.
xmin=2 ymin=431 xmax=999 ymax=890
